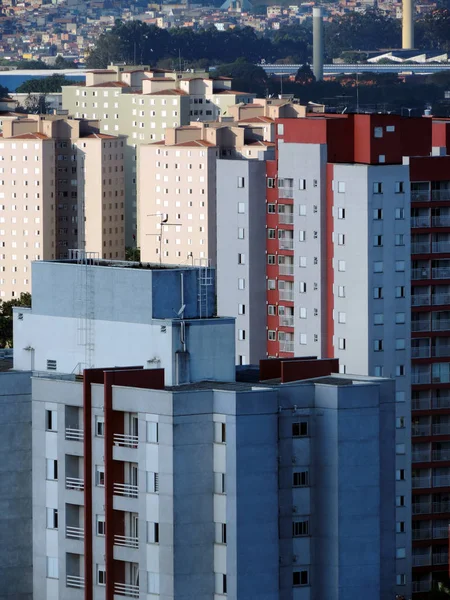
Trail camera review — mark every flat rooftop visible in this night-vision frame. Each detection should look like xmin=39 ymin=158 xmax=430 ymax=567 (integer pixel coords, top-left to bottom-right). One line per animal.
xmin=48 ymin=258 xmax=202 ymax=271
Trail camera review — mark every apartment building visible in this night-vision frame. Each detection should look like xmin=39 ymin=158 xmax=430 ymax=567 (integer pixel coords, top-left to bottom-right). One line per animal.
xmin=0 ymin=115 xmax=125 ymax=300
xmin=62 ymin=65 xmax=256 ymax=243
xmin=262 ymin=112 xmax=450 ymax=596
xmin=9 ymin=257 xmax=398 ymax=599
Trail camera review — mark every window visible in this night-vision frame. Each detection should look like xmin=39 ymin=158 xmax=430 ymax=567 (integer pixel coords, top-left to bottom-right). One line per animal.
xmin=47 ymin=359 xmax=57 ymax=371
xmin=338 ymin=338 xmax=346 ymax=350
xmin=396 ymin=495 xmax=405 ymax=507
xmin=395 ymin=208 xmax=405 ymax=220
xmin=214 ymin=422 xmax=226 ymax=444
xmin=267 ymin=178 xmax=275 ymax=188
xmin=337 ymin=260 xmax=346 ymax=272
xmin=299 ymin=230 xmax=306 ymax=242
xmin=299 ymin=256 xmax=307 ymax=268
xmin=373 ymin=287 xmax=383 ymax=299
xmin=299 ymin=333 xmax=307 ymax=345
xmin=267 ymin=203 xmax=276 ymax=213
xmin=396 ymin=391 xmax=405 ymax=403
xmin=293 ymin=570 xmax=309 ymax=586
xmin=396 ymin=443 xmax=406 ymax=455
xmin=268 ymin=330 xmax=276 ymax=341
xmin=46 ymin=409 xmax=57 ymax=432
xmin=46 ymin=557 xmax=58 ymax=579
xmin=396 ymin=417 xmax=406 ymax=429
xmin=268 ymin=229 xmax=276 ymax=239
xmin=338 ymin=312 xmax=346 ymax=324
xmin=338 ymin=207 xmax=346 ymax=219
xmin=299 ymin=282 xmax=306 ymax=293
xmin=373 ymin=235 xmax=383 ymax=247
xmin=374 ymin=366 xmax=384 ymax=377
xmin=238 ymin=304 xmax=246 ymax=315
xmin=396 ymin=286 xmax=405 ymax=298
xmin=374 ymin=313 xmax=384 ymax=325
xmin=238 ymin=278 xmax=245 ymax=290
xmin=97 ymin=566 xmax=106 ymax=586
xmin=95 ymin=416 xmax=104 ymax=437
xmin=395 ymin=261 xmax=405 ymax=272
xmin=373 ymin=182 xmax=383 ymax=194
xmin=238 ymin=329 xmax=246 ymax=341
xmin=396 ymin=521 xmax=406 ymax=533
xmin=293 ymin=520 xmax=309 ymax=537
xmin=338 ymin=233 xmax=345 ymax=245
xmin=96 ymin=466 xmax=105 ymax=487
xmin=292 ymin=422 xmax=308 ymax=437
xmin=277 ymin=124 xmax=284 ymax=135
xmin=96 ymin=515 xmax=105 ymax=536
xmin=396 ymin=548 xmax=406 ymax=559
xmin=147 ymin=472 xmax=159 ymax=493
xmin=238 ymin=253 xmax=246 ymax=265
xmin=237 ymin=177 xmax=245 ymax=188
xmin=237 ymin=202 xmax=245 ymax=213
xmin=395 ymin=181 xmax=404 ymax=193
xmin=379 ymin=155 xmax=385 ymax=163
xmin=268 ymin=255 xmax=276 ymax=265
xmin=299 ymin=179 xmax=306 ymax=190
xmin=214 ymin=472 xmax=226 ymax=494
xmin=293 ymin=471 xmax=309 ymax=487
xmin=338 ymin=286 xmax=345 ymax=298
xmin=215 ymin=522 xmax=227 ymax=544
xmin=300 ymin=307 xmax=307 ymax=319
xmin=374 ymin=339 xmax=383 ymax=352
xmin=215 ymin=573 xmax=227 ymax=595
xmin=395 ymin=312 xmax=405 ymax=324
xmin=299 ymin=204 xmax=306 ymax=216
xmin=148 ymin=572 xmax=160 ymax=595
xmin=395 ymin=234 xmax=404 ymax=246
xmin=396 ymin=469 xmax=406 ymax=481
xmin=147 ymin=522 xmax=160 ymax=544
xmin=395 ymin=338 xmax=406 ymax=351
xmin=374 ymin=261 xmax=383 ymax=273
xmin=146 ymin=421 xmax=158 ymax=444
xmin=373 ymin=208 xmax=383 ymax=220
xmin=268 ymin=279 xmax=276 ymax=290
xmin=337 ymin=181 xmax=346 ymax=193
xmin=397 ymin=574 xmax=406 ymax=586
xmin=46 ymin=459 xmax=58 ymax=481
xmin=374 ymin=126 xmax=383 ymax=138
xmin=46 ymin=508 xmax=58 ymax=529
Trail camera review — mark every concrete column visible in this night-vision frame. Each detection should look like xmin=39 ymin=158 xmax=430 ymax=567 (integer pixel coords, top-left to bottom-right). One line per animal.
xmin=402 ymin=0 xmax=414 ymax=49
xmin=313 ymin=7 xmax=324 ymax=82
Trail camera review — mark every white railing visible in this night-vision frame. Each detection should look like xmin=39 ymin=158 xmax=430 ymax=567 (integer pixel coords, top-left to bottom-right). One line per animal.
xmin=433 ymin=475 xmax=450 ymax=487
xmin=433 ymin=449 xmax=450 ymax=461
xmin=412 ymin=477 xmax=432 ymax=489
xmin=412 ymin=580 xmax=431 ymax=593
xmin=412 ymin=216 xmax=431 ymax=228
xmin=433 ymin=294 xmax=450 ymax=305
xmin=66 ymin=575 xmax=84 ymax=589
xmin=412 ymin=346 xmax=431 ymax=358
xmin=412 ymin=397 xmax=431 ymax=410
xmin=433 ymin=216 xmax=450 ymax=227
xmin=411 ymin=242 xmax=430 ymax=254
xmin=433 ymin=501 xmax=450 ymax=513
xmin=432 ymin=423 xmax=450 ymax=435
xmin=412 ymin=370 xmax=431 ymax=384
xmin=114 ymin=534 xmax=139 ymax=549
xmin=413 ymin=554 xmax=431 ymax=566
xmin=432 ymin=345 xmax=450 ymax=357
xmin=412 ymin=424 xmax=431 ymax=436
xmin=412 ymin=295 xmax=431 ymax=306
xmin=432 ymin=189 xmax=450 ymax=201
xmin=433 ymin=319 xmax=450 ymax=331
xmin=433 ymin=527 xmax=449 ymax=539
xmin=279 ymin=188 xmax=294 ymax=199
xmin=412 ymin=451 xmax=431 ymax=462
xmin=432 ymin=267 xmax=450 ymax=279
xmin=279 ymin=265 xmax=294 ymax=276
xmin=412 ymin=319 xmax=431 ymax=332
xmin=66 ymin=525 xmax=84 ymax=540
xmin=279 ymin=290 xmax=294 ymax=301
xmin=114 ymin=582 xmax=140 ymax=598
xmin=113 ymin=433 xmax=138 ymax=448
xmin=433 ymin=553 xmax=449 ymax=565
xmin=279 ymin=239 xmax=294 ymax=250
xmin=432 ymin=395 xmax=450 ymax=409
xmin=412 ymin=503 xmax=431 ymax=515
xmin=113 ymin=483 xmax=138 ymax=498
xmin=279 ymin=316 xmax=294 ymax=327
xmin=279 ymin=341 xmax=294 ymax=353
xmin=66 ymin=477 xmax=84 ymax=491
xmin=433 ymin=241 xmax=450 ymax=253
xmin=411 ymin=191 xmax=430 ymax=202
xmin=412 ymin=268 xmax=430 ymax=280
xmin=412 ymin=529 xmax=432 ymax=541
xmin=278 ymin=213 xmax=294 ymax=225
xmin=65 ymin=427 xmax=84 ymax=442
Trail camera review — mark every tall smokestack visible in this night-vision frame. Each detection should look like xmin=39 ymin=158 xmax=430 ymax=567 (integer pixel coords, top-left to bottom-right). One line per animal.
xmin=313 ymin=7 xmax=324 ymax=82
xmin=402 ymin=0 xmax=414 ymax=49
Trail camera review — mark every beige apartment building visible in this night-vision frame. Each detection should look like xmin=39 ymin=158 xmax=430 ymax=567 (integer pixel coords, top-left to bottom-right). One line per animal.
xmin=61 ymin=65 xmax=257 ymax=243
xmin=0 ymin=115 xmax=125 ymax=300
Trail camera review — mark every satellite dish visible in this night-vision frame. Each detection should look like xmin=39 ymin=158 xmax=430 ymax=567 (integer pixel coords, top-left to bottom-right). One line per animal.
xmin=177 ymin=304 xmax=186 ymax=316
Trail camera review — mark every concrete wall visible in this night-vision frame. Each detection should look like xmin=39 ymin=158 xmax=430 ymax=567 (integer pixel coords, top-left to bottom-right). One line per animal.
xmin=0 ymin=371 xmax=32 ymax=599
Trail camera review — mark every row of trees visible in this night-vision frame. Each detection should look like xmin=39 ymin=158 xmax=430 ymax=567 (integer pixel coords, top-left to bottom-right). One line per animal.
xmin=0 ymin=293 xmax=31 ymax=348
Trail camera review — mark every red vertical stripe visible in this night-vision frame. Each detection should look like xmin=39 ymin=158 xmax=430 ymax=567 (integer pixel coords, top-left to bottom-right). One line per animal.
xmin=326 ymin=163 xmax=335 ymax=359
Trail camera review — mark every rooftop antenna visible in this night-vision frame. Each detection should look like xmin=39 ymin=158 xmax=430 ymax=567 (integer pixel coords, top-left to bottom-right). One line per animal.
xmin=146 ymin=213 xmax=179 ymax=265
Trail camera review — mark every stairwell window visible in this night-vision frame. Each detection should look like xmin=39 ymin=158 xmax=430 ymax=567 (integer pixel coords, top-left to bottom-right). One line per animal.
xmin=237 ymin=177 xmax=245 ymax=188
xmin=293 ymin=570 xmax=309 ymax=587
xmin=96 ymin=466 xmax=105 ymax=487
xmin=373 ymin=182 xmax=383 ymax=194
xmin=293 ymin=471 xmax=309 ymax=487
xmin=292 ymin=422 xmax=308 ymax=437
xmin=293 ymin=520 xmax=309 ymax=537
xmin=46 ymin=409 xmax=57 ymax=432
xmin=147 ymin=522 xmax=159 ymax=544
xmin=97 ymin=566 xmax=106 ymax=586
xmin=46 ymin=459 xmax=58 ymax=481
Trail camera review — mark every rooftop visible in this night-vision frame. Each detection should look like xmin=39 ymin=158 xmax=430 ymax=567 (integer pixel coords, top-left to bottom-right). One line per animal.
xmin=49 ymin=257 xmax=201 ymax=270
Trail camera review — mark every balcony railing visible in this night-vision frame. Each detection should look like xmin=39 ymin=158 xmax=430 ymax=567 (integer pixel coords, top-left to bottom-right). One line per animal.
xmin=66 ymin=525 xmax=84 ymax=540
xmin=412 ymin=267 xmax=431 ymax=280
xmin=412 ymin=216 xmax=431 ymax=228
xmin=412 ymin=529 xmax=432 ymax=541
xmin=412 ymin=372 xmax=431 ymax=385
xmin=433 ymin=553 xmax=449 ymax=565
xmin=433 ymin=216 xmax=450 ymax=227
xmin=412 ymin=294 xmax=431 ymax=306
xmin=411 ymin=191 xmax=430 ymax=202
xmin=432 ymin=190 xmax=450 ymax=202
xmin=412 ymin=242 xmax=431 ymax=254
xmin=66 ymin=575 xmax=84 ymax=589
xmin=113 ymin=433 xmax=138 ymax=449
xmin=65 ymin=427 xmax=83 ymax=442
xmin=279 ymin=290 xmax=294 ymax=302
xmin=433 ymin=501 xmax=450 ymax=513
xmin=279 ymin=239 xmax=294 ymax=251
xmin=412 ymin=397 xmax=431 ymax=410
xmin=412 ymin=424 xmax=431 ymax=436
xmin=412 ymin=319 xmax=431 ymax=332
xmin=433 ymin=474 xmax=450 ymax=487
xmin=432 ymin=267 xmax=450 ymax=280
xmin=279 ymin=188 xmax=294 ymax=199
xmin=278 ymin=213 xmax=294 ymax=225
xmin=114 ymin=534 xmax=139 ymax=549
xmin=412 ymin=502 xmax=431 ymax=515
xmin=66 ymin=477 xmax=84 ymax=491
xmin=433 ymin=319 xmax=450 ymax=331
xmin=432 ymin=423 xmax=450 ymax=435
xmin=433 ymin=527 xmax=449 ymax=539
xmin=412 ymin=581 xmax=431 ymax=593
xmin=412 ymin=476 xmax=432 ymax=489
xmin=279 ymin=316 xmax=294 ymax=328
xmin=432 ymin=345 xmax=450 ymax=358
xmin=113 ymin=483 xmax=138 ymax=498
xmin=433 ymin=241 xmax=450 ymax=253
xmin=412 ymin=346 xmax=431 ymax=358
xmin=412 ymin=450 xmax=431 ymax=462
xmin=279 ymin=341 xmax=294 ymax=353
xmin=279 ymin=265 xmax=294 ymax=276
xmin=114 ymin=582 xmax=139 ymax=598
xmin=433 ymin=294 xmax=450 ymax=306
xmin=413 ymin=554 xmax=431 ymax=566
xmin=432 ymin=395 xmax=450 ymax=409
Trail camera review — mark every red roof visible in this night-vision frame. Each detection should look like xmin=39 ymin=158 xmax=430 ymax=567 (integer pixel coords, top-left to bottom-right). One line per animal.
xmin=9 ymin=132 xmax=49 ymax=140
xmin=81 ymin=133 xmax=119 ymax=139
xmin=87 ymin=81 xmax=129 ymax=88
xmin=145 ymin=89 xmax=188 ymax=96
xmin=238 ymin=116 xmax=274 ymax=123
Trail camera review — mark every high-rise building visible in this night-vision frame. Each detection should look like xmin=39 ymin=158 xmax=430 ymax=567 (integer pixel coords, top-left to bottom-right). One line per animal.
xmin=0 ymin=115 xmax=126 ymax=299
xmin=9 ymin=257 xmax=398 ymax=600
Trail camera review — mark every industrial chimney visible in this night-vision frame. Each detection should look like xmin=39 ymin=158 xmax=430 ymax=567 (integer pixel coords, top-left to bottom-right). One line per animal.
xmin=313 ymin=7 xmax=324 ymax=82
xmin=402 ymin=0 xmax=414 ymax=49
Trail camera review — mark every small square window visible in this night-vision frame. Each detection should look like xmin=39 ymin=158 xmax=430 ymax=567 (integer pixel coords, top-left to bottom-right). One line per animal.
xmin=237 ymin=202 xmax=245 ymax=213
xmin=96 ymin=515 xmax=105 ymax=536
xmin=374 ymin=313 xmax=384 ymax=325
xmin=396 ymin=338 xmax=406 ymax=350
xmin=338 ymin=207 xmax=346 ymax=219
xmin=268 ymin=330 xmax=276 ymax=341
xmin=395 ymin=181 xmax=404 ymax=194
xmin=395 ymin=261 xmax=405 ymax=272
xmin=397 ymin=574 xmax=406 ymax=586
xmin=373 ymin=208 xmax=383 ymax=220
xmin=396 ymin=312 xmax=405 ymax=324
xmin=395 ymin=208 xmax=405 ymax=219
xmin=337 ymin=181 xmax=346 ymax=193
xmin=396 ymin=521 xmax=405 ymax=533
xmin=396 ymin=547 xmax=406 ymax=559
xmin=395 ymin=234 xmax=405 ymax=246
xmin=299 ymin=179 xmax=306 ymax=190
xmin=396 ymin=443 xmax=406 ymax=454
xmin=396 ymin=495 xmax=405 ymax=507
xmin=373 ymin=182 xmax=383 ymax=194
xmin=292 ymin=422 xmax=308 ymax=437
xmin=293 ymin=570 xmax=309 ymax=586
xmin=373 ymin=261 xmax=383 ymax=273
xmin=338 ymin=312 xmax=346 ymax=324
xmin=238 ymin=304 xmax=246 ymax=315
xmin=374 ymin=339 xmax=383 ymax=352
xmin=293 ymin=471 xmax=309 ymax=487
xmin=373 ymin=235 xmax=383 ymax=246
xmin=395 ymin=286 xmax=405 ymax=298
xmin=338 ymin=337 xmax=346 ymax=350
xmin=97 ymin=566 xmax=106 ymax=586
xmin=396 ymin=469 xmax=406 ymax=481
xmin=337 ymin=260 xmax=346 ymax=272
xmin=374 ymin=286 xmax=384 ymax=299
xmin=96 ymin=466 xmax=105 ymax=487
xmin=267 ymin=203 xmax=276 ymax=213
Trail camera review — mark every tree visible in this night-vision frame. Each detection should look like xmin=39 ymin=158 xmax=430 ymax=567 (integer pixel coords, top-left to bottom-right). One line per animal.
xmin=214 ymin=59 xmax=267 ymax=95
xmin=54 ymin=55 xmax=76 ymax=69
xmin=125 ymin=247 xmax=141 ymax=261
xmin=22 ymin=93 xmax=52 ymax=114
xmin=16 ymin=74 xmax=76 ymax=94
xmin=295 ymin=64 xmax=315 ymax=84
xmin=14 ymin=59 xmax=49 ymax=70
xmin=0 ymin=84 xmax=9 ymax=98
xmin=0 ymin=293 xmax=31 ymax=348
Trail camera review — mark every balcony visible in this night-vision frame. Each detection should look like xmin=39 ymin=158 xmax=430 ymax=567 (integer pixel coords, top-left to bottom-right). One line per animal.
xmin=412 ymin=371 xmax=431 ymax=385
xmin=412 ymin=502 xmax=431 ymax=515
xmin=114 ymin=534 xmax=139 ymax=549
xmin=412 ymin=294 xmax=431 ymax=306
xmin=412 ymin=267 xmax=431 ymax=280
xmin=412 ymin=528 xmax=432 ymax=541
xmin=412 ymin=581 xmax=431 ymax=593
xmin=412 ymin=424 xmax=432 ymax=436
xmin=411 ymin=191 xmax=430 ymax=202
xmin=412 ymin=397 xmax=431 ymax=410
xmin=432 ymin=345 xmax=450 ymax=358
xmin=65 ymin=428 xmax=83 ymax=442
xmin=279 ymin=239 xmax=294 ymax=251
xmin=412 ymin=216 xmax=431 ymax=228
xmin=279 ymin=188 xmax=294 ymax=199
xmin=412 ymin=346 xmax=431 ymax=358
xmin=279 ymin=265 xmax=294 ymax=276
xmin=279 ymin=341 xmax=294 ymax=353
xmin=433 ymin=319 xmax=450 ymax=332
xmin=279 ymin=290 xmax=294 ymax=302
xmin=433 ymin=294 xmax=450 ymax=306
xmin=114 ymin=582 xmax=139 ymax=598
xmin=412 ymin=242 xmax=431 ymax=254
xmin=66 ymin=575 xmax=84 ymax=589
xmin=432 ymin=190 xmax=450 ymax=202
xmin=66 ymin=526 xmax=84 ymax=540
xmin=412 ymin=476 xmax=432 ymax=488
xmin=412 ymin=319 xmax=431 ymax=332
xmin=432 ymin=267 xmax=450 ymax=279
xmin=433 ymin=553 xmax=449 ymax=565
xmin=433 ymin=241 xmax=450 ymax=254
xmin=413 ymin=555 xmax=431 ymax=567
xmin=113 ymin=433 xmax=138 ymax=449
xmin=412 ymin=450 xmax=431 ymax=462
xmin=432 ymin=395 xmax=450 ymax=409
xmin=432 ymin=423 xmax=450 ymax=435
xmin=113 ymin=483 xmax=138 ymax=498
xmin=432 ymin=474 xmax=450 ymax=487
xmin=279 ymin=316 xmax=294 ymax=328
xmin=66 ymin=477 xmax=84 ymax=491
xmin=278 ymin=213 xmax=294 ymax=225
xmin=432 ymin=216 xmax=450 ymax=227
xmin=433 ymin=527 xmax=449 ymax=539
xmin=433 ymin=449 xmax=450 ymax=462
xmin=433 ymin=501 xmax=450 ymax=513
